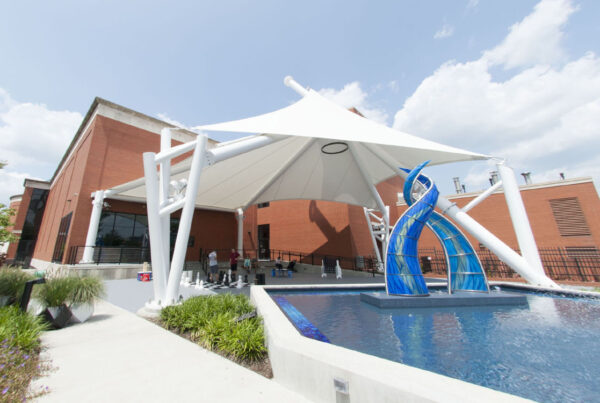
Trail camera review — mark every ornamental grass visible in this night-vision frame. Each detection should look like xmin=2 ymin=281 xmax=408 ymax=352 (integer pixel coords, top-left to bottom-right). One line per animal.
xmin=0 ymin=306 xmax=50 ymax=401
xmin=0 ymin=267 xmax=33 ymax=306
xmin=160 ymin=294 xmax=267 ymax=362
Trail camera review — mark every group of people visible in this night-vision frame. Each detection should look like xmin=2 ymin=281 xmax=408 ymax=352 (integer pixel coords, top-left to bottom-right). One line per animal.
xmin=207 ymin=248 xmax=252 ymax=283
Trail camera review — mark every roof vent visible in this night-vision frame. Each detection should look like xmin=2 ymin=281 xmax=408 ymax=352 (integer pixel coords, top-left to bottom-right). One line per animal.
xmin=452 ymin=177 xmax=463 ymax=194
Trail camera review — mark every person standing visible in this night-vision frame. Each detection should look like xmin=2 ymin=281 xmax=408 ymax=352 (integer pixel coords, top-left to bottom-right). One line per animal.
xmin=243 ymin=256 xmax=252 ymax=274
xmin=229 ymin=248 xmax=240 ymax=282
xmin=208 ymin=250 xmax=218 ymax=282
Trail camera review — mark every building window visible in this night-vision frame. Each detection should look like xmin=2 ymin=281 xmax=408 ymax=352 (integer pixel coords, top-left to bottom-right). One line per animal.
xmin=52 ymin=212 xmax=72 ymax=263
xmin=15 ymin=188 xmax=49 ymax=264
xmin=257 ymin=202 xmax=270 ymax=209
xmin=96 ymin=212 xmax=150 ymax=247
xmin=95 ymin=212 xmax=181 ymax=249
xmin=549 ymin=197 xmax=591 ymax=236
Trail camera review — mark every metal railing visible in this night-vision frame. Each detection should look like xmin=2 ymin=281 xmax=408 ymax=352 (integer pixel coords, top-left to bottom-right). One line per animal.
xmin=66 ymin=244 xmax=600 ymax=282
xmin=418 ymin=246 xmax=600 ymax=282
xmin=198 ymin=248 xmax=381 ymax=275
xmin=67 ymin=245 xmax=151 ymax=265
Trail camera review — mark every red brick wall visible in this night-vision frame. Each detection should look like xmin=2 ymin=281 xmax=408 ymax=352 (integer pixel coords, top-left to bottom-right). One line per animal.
xmin=394 ymin=181 xmax=600 ymax=251
xmin=253 ymin=178 xmax=600 ymax=259
xmin=32 ymin=115 xmax=236 ymax=264
xmin=249 ymin=176 xmax=406 ymax=259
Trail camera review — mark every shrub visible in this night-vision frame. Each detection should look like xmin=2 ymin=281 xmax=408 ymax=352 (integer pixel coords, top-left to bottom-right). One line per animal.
xmin=0 ymin=267 xmax=33 ymax=306
xmin=161 ymin=294 xmax=267 ymax=362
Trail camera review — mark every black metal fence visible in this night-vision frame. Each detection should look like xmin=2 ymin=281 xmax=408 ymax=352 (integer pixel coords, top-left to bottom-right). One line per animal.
xmin=66 ymin=245 xmax=380 ymax=275
xmin=418 ymin=246 xmax=600 ymax=282
xmin=66 ymin=245 xmax=600 ymax=283
xmin=204 ymin=248 xmax=381 ymax=275
xmin=67 ymin=246 xmax=150 ymax=265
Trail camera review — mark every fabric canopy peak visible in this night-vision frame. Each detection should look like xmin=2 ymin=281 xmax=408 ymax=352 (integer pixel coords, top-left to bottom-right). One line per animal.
xmin=109 ymin=77 xmax=489 ymax=212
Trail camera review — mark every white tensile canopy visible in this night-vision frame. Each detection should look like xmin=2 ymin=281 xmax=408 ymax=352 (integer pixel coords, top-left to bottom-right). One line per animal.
xmin=107 ymin=87 xmax=487 ymax=211
xmin=90 ymin=77 xmax=557 ymax=308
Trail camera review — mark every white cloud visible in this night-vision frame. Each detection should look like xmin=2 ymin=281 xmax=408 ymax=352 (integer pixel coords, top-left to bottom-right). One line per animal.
xmin=319 ymin=82 xmax=389 ymax=124
xmin=434 ymin=24 xmax=455 ymax=39
xmin=393 ymin=0 xmax=600 ymax=192
xmin=483 ymin=0 xmax=577 ymax=69
xmin=0 ymin=89 xmax=82 ymax=204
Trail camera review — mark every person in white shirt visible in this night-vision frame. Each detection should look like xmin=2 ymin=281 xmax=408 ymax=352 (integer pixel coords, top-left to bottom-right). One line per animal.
xmin=208 ymin=251 xmax=218 ymax=282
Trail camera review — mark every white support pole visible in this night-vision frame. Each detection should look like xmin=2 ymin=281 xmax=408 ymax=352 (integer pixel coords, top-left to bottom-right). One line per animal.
xmin=497 ymin=163 xmax=546 ymax=276
xmin=362 ymin=143 xmax=558 ymax=288
xmin=461 ymin=180 xmax=503 ymax=213
xmin=80 ymin=190 xmax=104 ymax=263
xmin=284 ymin=76 xmax=309 ymax=96
xmin=437 ymin=198 xmax=556 ymax=287
xmin=206 ymin=134 xmax=285 ymax=165
xmin=159 ymin=128 xmax=172 ymax=292
xmin=143 ymin=153 xmax=167 ymax=305
xmin=363 ymin=207 xmax=383 ymax=271
xmin=165 ymin=136 xmax=208 ymax=304
xmin=237 ymin=208 xmax=244 ymax=256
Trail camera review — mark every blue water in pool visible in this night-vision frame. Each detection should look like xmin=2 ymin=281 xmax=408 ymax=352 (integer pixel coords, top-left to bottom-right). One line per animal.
xmin=270 ymin=289 xmax=600 ymax=402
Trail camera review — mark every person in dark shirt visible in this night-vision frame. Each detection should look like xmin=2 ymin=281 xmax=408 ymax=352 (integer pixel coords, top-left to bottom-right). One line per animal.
xmin=229 ymin=248 xmax=240 ymax=281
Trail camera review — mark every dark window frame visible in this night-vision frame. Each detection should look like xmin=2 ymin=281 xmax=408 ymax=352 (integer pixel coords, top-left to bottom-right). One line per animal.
xmin=52 ymin=212 xmax=73 ymax=263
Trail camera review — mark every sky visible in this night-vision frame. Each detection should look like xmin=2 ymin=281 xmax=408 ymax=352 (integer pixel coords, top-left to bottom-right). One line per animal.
xmin=1 ymin=0 xmax=599 ymax=205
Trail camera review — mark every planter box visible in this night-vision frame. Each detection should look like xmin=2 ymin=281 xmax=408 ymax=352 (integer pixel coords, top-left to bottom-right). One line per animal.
xmin=43 ymin=305 xmax=72 ymax=329
xmin=69 ymin=303 xmax=95 ymax=323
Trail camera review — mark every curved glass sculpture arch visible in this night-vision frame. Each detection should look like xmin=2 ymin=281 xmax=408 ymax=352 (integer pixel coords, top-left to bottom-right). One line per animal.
xmin=385 ymin=162 xmax=489 ymax=296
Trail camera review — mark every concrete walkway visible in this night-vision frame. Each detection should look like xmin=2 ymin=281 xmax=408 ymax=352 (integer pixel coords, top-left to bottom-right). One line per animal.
xmin=34 ymin=300 xmax=311 ymax=402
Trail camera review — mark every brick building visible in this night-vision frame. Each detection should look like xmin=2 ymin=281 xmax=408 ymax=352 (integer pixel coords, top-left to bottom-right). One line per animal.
xmin=5 ymin=98 xmax=600 ymax=281
xmin=6 ymin=98 xmax=236 ymax=270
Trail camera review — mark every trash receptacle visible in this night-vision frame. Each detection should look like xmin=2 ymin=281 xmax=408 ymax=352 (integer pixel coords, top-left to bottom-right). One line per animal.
xmin=255 ymin=273 xmax=266 ymax=285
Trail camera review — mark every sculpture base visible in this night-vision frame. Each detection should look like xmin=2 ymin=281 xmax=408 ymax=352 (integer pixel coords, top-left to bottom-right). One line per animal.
xmin=360 ymin=291 xmax=528 ymax=309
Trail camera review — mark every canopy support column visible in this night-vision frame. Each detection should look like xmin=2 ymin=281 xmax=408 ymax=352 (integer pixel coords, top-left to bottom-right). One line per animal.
xmin=363 ymin=207 xmax=385 ymax=271
xmin=165 ymin=136 xmax=207 ymax=304
xmin=80 ymin=190 xmax=104 ymax=264
xmin=159 ymin=128 xmax=172 ymax=293
xmin=461 ymin=180 xmax=503 ymax=213
xmin=237 ymin=208 xmax=244 ymax=256
xmin=143 ymin=153 xmax=167 ymax=306
xmin=497 ymin=162 xmax=546 ymax=276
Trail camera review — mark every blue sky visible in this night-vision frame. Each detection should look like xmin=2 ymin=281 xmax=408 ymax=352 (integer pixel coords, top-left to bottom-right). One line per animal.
xmin=1 ymin=0 xmax=600 ymax=204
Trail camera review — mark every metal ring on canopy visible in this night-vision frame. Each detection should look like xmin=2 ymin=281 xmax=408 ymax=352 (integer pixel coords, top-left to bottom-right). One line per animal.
xmin=321 ymin=142 xmax=349 ymax=155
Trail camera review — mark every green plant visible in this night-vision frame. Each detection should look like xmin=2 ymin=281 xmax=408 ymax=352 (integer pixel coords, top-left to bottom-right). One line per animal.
xmin=217 ymin=318 xmax=267 ymax=361
xmin=35 ymin=277 xmax=76 ymax=308
xmin=160 ymin=294 xmax=267 ymax=362
xmin=0 ymin=267 xmax=33 ymax=305
xmin=69 ymin=276 xmax=105 ymax=305
xmin=0 ymin=306 xmax=48 ymax=352
xmin=0 ymin=307 xmax=50 ymax=400
xmin=0 ymin=204 xmax=18 ymax=244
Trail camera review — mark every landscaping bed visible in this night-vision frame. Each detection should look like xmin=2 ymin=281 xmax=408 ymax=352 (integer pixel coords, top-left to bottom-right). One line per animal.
xmin=0 ymin=306 xmax=51 ymax=401
xmin=159 ymin=294 xmax=273 ymax=378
